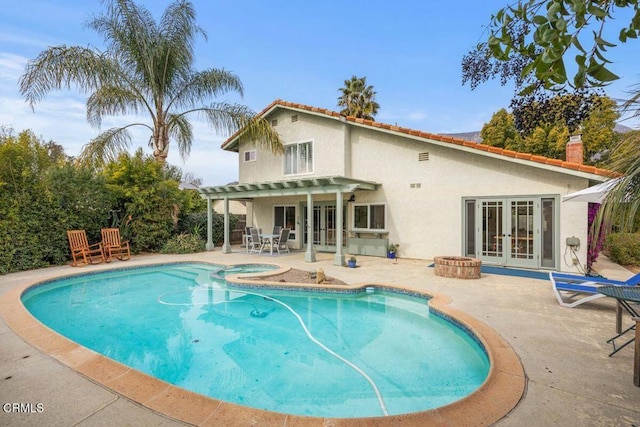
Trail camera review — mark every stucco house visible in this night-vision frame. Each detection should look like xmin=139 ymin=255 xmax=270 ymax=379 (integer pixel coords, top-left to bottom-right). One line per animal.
xmin=198 ymin=100 xmax=614 ymax=272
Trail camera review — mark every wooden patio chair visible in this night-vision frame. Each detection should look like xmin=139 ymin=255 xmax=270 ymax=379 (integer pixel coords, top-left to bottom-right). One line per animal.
xmin=101 ymin=228 xmax=131 ymax=262
xmin=67 ymin=230 xmax=105 ymax=267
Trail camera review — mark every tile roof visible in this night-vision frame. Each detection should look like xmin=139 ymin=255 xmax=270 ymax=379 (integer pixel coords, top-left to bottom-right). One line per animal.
xmin=222 ymin=99 xmax=617 ymax=178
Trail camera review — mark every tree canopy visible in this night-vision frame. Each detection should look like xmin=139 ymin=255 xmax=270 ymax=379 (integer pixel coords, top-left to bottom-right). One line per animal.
xmin=337 ymin=76 xmax=380 ymax=120
xmin=469 ymin=1 xmax=640 ymax=241
xmin=19 ymin=0 xmax=282 ymax=165
xmin=480 ymin=93 xmax=619 ymax=164
xmin=479 ymin=0 xmax=640 ymax=91
xmin=480 ymin=109 xmax=523 ymax=151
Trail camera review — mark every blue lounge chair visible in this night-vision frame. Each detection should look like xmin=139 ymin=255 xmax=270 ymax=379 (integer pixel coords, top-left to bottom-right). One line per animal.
xmin=549 ymin=271 xmax=640 ymax=308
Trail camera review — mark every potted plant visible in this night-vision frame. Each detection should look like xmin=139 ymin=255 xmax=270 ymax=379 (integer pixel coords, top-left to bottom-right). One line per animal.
xmin=387 ymin=243 xmax=398 ymax=259
xmin=347 ymin=256 xmax=357 ymax=268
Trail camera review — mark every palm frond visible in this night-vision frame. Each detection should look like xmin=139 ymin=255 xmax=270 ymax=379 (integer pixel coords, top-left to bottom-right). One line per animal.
xmin=167 ymin=114 xmax=194 ymax=160
xmin=621 ymin=81 xmax=640 ymax=120
xmin=160 ymin=0 xmax=205 ymax=70
xmin=77 ymin=125 xmax=144 ymax=165
xmin=199 ymin=102 xmax=283 ymax=154
xmin=88 ymin=0 xmax=156 ymax=70
xmin=236 ymin=116 xmax=284 ymax=155
xmin=168 ymin=68 xmax=244 ymax=111
xmin=19 ymin=46 xmax=110 ymax=107
xmin=596 ymin=131 xmax=640 ymax=236
xmin=86 ymin=85 xmax=145 ymax=127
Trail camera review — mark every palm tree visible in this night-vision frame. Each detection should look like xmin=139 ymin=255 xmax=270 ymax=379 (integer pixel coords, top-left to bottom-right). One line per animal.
xmin=337 ymin=75 xmax=380 ymax=120
xmin=596 ymin=130 xmax=640 ymax=234
xmin=19 ymin=0 xmax=282 ymax=165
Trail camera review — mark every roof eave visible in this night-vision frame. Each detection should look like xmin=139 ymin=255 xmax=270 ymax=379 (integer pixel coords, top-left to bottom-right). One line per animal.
xmin=221 ymin=99 xmax=617 ymax=179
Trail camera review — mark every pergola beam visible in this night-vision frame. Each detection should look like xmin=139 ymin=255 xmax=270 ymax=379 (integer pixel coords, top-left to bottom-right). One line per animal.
xmin=197 ymin=176 xmax=379 ymax=201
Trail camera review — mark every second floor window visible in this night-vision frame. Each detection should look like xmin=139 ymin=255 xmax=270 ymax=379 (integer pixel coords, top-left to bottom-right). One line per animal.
xmin=244 ymin=150 xmax=257 ymax=162
xmin=284 ymin=141 xmax=313 ymax=175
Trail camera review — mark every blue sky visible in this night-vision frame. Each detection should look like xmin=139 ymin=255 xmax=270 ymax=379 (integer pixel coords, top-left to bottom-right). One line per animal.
xmin=1 ymin=0 xmax=639 ymax=185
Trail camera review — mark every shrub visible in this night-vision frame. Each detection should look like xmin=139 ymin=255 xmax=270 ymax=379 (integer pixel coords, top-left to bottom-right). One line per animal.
xmin=604 ymin=233 xmax=640 ymax=266
xmin=179 ymin=211 xmax=239 ymax=245
xmin=161 ymin=233 xmax=205 ymax=254
xmin=103 ymin=150 xmax=190 ymax=253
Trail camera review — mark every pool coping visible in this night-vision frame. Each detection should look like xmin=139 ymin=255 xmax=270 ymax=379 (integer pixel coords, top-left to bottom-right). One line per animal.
xmin=0 ymin=261 xmax=526 ymax=426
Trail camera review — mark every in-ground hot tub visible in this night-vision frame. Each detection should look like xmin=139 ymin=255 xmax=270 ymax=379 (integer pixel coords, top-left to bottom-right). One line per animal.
xmin=434 ymin=256 xmax=481 ymax=279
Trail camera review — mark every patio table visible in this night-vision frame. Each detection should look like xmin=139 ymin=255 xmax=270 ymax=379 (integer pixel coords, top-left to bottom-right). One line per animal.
xmin=260 ymin=234 xmax=279 ymax=255
xmin=597 ymin=286 xmax=640 ymax=362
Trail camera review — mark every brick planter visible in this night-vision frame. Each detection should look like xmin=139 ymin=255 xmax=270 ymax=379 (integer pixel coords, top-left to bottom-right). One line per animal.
xmin=434 ymin=256 xmax=482 ymax=279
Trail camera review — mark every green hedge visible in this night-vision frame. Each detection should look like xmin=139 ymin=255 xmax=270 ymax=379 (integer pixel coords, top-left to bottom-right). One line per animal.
xmin=0 ymin=133 xmax=224 ymax=274
xmin=604 ymin=233 xmax=640 ymax=266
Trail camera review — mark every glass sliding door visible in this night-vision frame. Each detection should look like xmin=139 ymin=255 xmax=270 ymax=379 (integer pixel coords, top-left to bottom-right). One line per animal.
xmin=274 ymin=205 xmax=297 ymax=240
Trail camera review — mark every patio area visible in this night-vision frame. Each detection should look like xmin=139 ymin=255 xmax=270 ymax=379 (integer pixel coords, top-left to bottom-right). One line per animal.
xmin=1 ymin=248 xmax=639 ymax=426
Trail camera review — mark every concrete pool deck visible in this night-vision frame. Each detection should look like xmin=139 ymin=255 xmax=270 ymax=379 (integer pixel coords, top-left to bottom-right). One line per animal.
xmin=1 ymin=249 xmax=639 ymax=426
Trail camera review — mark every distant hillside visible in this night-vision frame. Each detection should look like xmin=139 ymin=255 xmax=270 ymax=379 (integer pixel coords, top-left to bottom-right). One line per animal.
xmin=615 ymin=123 xmax=633 ymax=133
xmin=442 ymin=123 xmax=634 ymax=144
xmin=440 ymin=131 xmax=482 ymax=143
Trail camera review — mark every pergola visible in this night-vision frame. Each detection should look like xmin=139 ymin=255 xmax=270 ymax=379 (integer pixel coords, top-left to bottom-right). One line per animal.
xmin=198 ymin=176 xmax=379 ymax=265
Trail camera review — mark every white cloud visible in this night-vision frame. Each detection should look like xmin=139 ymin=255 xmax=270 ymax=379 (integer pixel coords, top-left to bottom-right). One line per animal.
xmin=176 ymin=145 xmax=238 ymax=186
xmin=407 ymin=110 xmax=428 ymax=121
xmin=0 ymin=32 xmax=51 ymax=50
xmin=0 ymin=53 xmax=26 ymax=74
xmin=377 ymin=109 xmax=430 ymax=124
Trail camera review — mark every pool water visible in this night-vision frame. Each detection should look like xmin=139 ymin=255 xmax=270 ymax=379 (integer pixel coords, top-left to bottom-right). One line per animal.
xmin=22 ymin=263 xmax=490 ymax=418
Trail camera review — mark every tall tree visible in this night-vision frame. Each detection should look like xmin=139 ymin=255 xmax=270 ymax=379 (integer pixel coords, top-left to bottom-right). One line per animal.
xmin=19 ymin=0 xmax=282 ymax=165
xmin=337 ymin=76 xmax=380 ymax=120
xmin=521 ymin=123 xmax=569 ymax=159
xmin=481 ymin=94 xmax=618 ymax=164
xmin=580 ymin=96 xmax=620 ymax=163
xmin=510 ymin=90 xmax=603 ymax=137
xmin=480 ymin=109 xmax=523 ymax=151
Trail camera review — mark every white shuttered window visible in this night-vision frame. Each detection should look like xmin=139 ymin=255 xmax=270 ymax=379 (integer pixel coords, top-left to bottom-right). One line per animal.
xmin=284 ymin=141 xmax=313 ymax=175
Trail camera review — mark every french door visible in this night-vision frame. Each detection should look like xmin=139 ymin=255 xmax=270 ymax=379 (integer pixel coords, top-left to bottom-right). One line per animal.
xmin=303 ymin=203 xmax=346 ymax=251
xmin=466 ymin=197 xmax=556 ymax=269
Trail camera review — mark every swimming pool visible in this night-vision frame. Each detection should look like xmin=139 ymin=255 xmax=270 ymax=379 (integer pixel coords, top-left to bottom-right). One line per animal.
xmin=22 ymin=262 xmax=490 ymax=418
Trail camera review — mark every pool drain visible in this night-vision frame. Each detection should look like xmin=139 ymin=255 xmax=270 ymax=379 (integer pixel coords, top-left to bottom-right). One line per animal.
xmin=250 ymin=310 xmax=268 ymax=318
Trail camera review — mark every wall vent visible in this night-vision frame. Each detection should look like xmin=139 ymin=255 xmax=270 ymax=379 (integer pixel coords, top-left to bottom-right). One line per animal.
xmin=291 ymin=115 xmax=298 ymax=122
xmin=410 ymin=183 xmax=422 ymax=189
xmin=271 ymin=119 xmax=278 ymax=127
xmin=418 ymin=152 xmax=429 ymax=161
